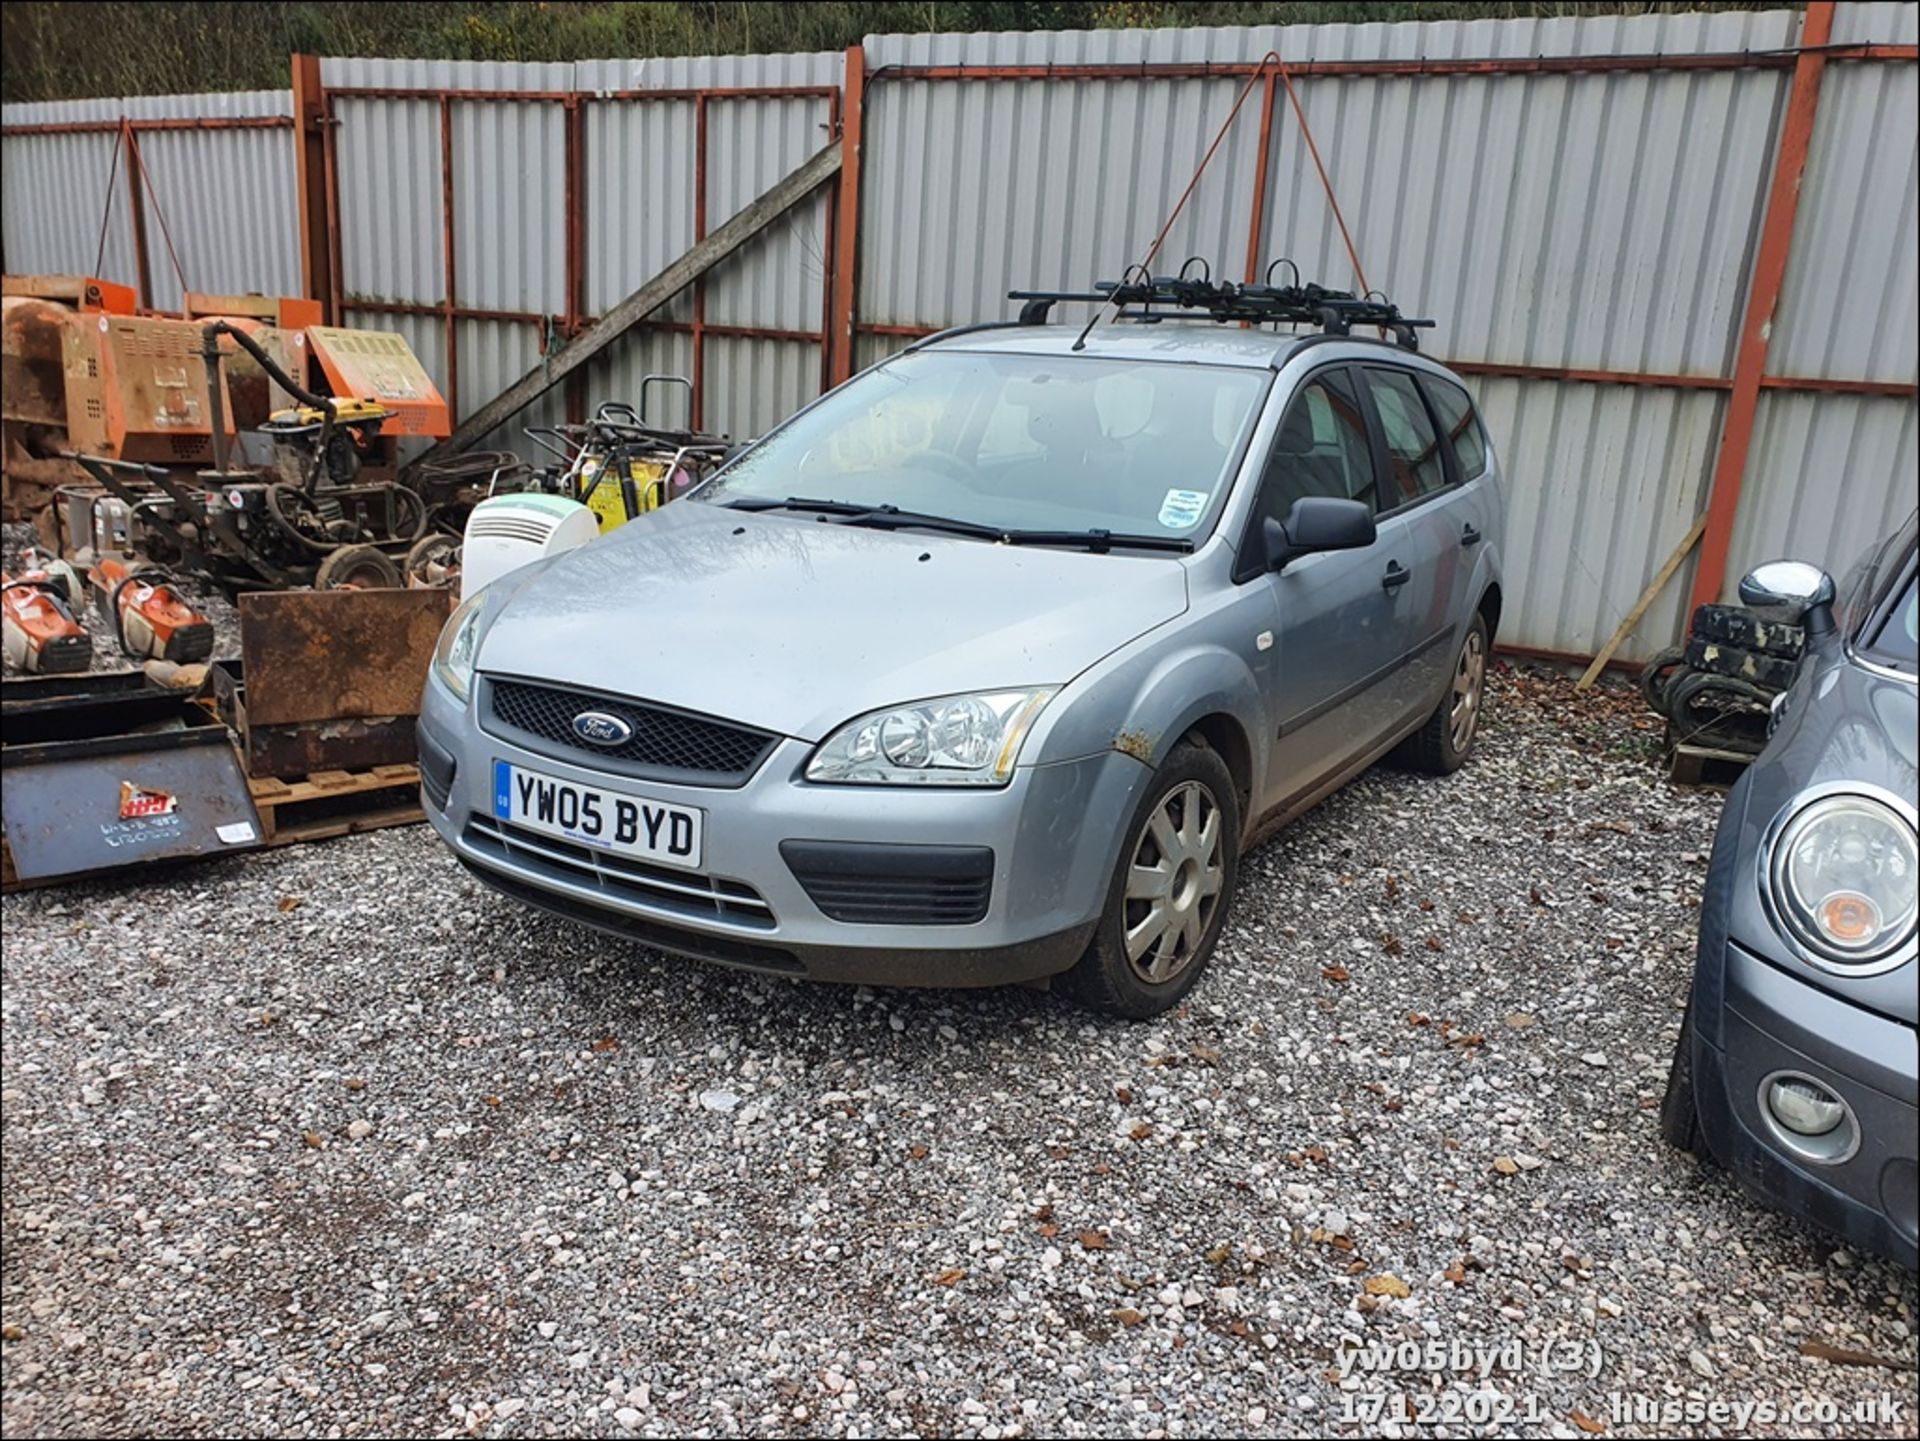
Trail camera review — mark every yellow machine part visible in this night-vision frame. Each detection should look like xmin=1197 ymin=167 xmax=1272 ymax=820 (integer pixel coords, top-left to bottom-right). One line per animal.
xmin=577 ymin=457 xmax=668 ymax=533
xmin=268 ymin=397 xmax=393 ymax=427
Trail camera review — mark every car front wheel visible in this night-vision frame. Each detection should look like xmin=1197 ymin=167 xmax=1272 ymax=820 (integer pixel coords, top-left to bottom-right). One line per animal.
xmin=1055 ymin=738 xmax=1241 ymax=1019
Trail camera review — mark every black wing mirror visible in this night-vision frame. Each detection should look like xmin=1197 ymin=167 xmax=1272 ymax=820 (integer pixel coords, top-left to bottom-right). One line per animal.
xmin=1740 ymin=559 xmax=1836 ymax=636
xmin=1262 ymin=496 xmax=1376 ymax=573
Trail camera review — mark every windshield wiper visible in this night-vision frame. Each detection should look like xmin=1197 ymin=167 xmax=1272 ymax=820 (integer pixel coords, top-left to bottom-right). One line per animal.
xmin=999 ymin=528 xmax=1196 ymax=554
xmin=722 ymin=495 xmax=871 ymax=516
xmin=724 ymin=498 xmax=1192 ymax=553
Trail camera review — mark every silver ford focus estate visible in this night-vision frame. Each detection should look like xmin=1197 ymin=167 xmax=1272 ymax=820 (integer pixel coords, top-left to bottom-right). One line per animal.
xmin=419 ymin=309 xmax=1506 ymax=1017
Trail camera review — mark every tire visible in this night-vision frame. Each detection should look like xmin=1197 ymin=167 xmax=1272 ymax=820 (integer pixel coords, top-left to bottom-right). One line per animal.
xmin=1638 ymin=645 xmax=1688 ymax=717
xmin=1659 ymin=999 xmax=1715 ymax=1163
xmin=404 ymin=532 xmax=461 ymax=588
xmin=1054 ymin=738 xmax=1241 ymax=1020
xmin=313 ymin=544 xmax=401 ymax=591
xmin=1398 ymin=611 xmax=1489 ymax=775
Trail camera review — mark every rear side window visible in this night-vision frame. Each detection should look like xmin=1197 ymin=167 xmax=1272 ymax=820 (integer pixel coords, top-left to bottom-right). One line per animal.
xmin=1362 ymin=368 xmax=1448 ymax=505
xmin=1256 ymin=370 xmax=1377 ymax=524
xmin=1420 ymin=375 xmax=1488 ymax=478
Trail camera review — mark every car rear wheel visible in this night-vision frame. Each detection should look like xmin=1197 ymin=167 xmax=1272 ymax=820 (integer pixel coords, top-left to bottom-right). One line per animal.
xmin=1398 ymin=612 xmax=1488 ymax=774
xmin=1055 ymin=738 xmax=1240 ymax=1019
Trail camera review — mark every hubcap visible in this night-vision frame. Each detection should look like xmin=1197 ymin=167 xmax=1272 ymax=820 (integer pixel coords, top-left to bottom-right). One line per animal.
xmin=1122 ymin=780 xmax=1225 ymax=984
xmin=1450 ymin=629 xmax=1486 ymax=754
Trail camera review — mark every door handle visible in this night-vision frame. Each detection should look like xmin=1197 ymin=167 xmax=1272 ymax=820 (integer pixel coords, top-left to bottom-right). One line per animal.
xmin=1461 ymin=524 xmax=1483 ymax=548
xmin=1381 ymin=561 xmax=1411 ymax=591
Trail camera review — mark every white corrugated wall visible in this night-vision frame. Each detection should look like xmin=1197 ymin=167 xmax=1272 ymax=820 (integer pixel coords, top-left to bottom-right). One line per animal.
xmin=0 ymin=90 xmax=297 ymax=312
xmin=2 ymin=4 xmax=1915 ymax=659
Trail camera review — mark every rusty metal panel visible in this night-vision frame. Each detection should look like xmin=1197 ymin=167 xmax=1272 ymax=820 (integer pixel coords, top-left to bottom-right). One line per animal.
xmin=238 ymin=588 xmax=452 ymax=726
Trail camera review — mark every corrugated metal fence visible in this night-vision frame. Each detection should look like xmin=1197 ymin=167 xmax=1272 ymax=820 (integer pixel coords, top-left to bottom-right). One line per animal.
xmin=3 ymin=3 xmax=1915 ymax=662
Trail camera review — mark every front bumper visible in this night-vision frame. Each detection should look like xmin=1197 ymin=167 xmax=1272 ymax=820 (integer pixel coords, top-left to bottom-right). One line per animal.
xmin=417 ymin=674 xmax=1146 ymax=987
xmin=1692 ymin=941 xmax=1919 ymax=1269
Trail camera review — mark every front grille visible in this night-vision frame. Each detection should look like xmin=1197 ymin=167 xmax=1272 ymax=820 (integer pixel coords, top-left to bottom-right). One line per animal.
xmin=781 ymin=840 xmax=994 ymax=925
xmin=464 ymin=814 xmax=774 ymax=929
xmin=484 ymin=677 xmax=776 ymax=786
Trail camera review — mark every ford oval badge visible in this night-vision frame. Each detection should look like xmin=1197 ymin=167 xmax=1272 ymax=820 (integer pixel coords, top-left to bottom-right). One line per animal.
xmin=572 ymin=710 xmax=633 ymax=746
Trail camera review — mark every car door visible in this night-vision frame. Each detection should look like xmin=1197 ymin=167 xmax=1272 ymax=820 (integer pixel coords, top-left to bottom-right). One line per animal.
xmin=1251 ymin=366 xmax=1417 ymax=815
xmin=1415 ymin=369 xmax=1498 ymax=642
xmin=1356 ymin=365 xmax=1463 ymax=717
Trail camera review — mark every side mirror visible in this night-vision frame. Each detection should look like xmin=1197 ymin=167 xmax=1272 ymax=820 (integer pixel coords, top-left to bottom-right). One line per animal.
xmin=1263 ymin=496 xmax=1376 ymax=572
xmin=722 ymin=442 xmax=751 ymax=465
xmin=1740 ymin=559 xmax=1836 ymax=635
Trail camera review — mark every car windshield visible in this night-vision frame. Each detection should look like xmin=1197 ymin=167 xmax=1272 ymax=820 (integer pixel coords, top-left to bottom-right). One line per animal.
xmin=698 ymin=350 xmax=1268 ymax=542
xmin=1862 ymin=568 xmax=1917 ymax=671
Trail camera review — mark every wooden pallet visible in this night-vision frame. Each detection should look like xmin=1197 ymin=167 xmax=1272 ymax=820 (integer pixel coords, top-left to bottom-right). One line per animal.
xmin=246 ymin=763 xmax=424 ymax=847
xmin=1667 ymin=741 xmax=1755 ymax=792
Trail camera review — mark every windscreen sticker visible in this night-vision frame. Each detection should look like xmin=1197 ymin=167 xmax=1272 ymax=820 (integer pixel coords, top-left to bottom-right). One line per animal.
xmin=1158 ymin=489 xmax=1209 ymax=530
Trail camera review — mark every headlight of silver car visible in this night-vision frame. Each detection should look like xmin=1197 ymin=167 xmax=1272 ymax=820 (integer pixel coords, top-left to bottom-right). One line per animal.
xmin=806 ymin=688 xmax=1057 ymax=786
xmin=1768 ymin=791 xmax=1918 ymax=966
xmin=431 ymin=592 xmax=488 ymax=701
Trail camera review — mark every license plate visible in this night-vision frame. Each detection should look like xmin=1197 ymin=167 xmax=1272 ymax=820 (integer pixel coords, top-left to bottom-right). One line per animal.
xmin=492 ymin=760 xmax=703 ymax=869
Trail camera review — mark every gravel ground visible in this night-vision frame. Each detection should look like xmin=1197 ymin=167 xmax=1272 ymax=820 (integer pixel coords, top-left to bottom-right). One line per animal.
xmin=1 ymin=521 xmax=240 ymax=678
xmin=3 ymin=667 xmax=1915 ymax=1439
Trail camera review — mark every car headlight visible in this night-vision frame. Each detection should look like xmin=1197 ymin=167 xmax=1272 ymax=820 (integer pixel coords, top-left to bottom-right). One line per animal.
xmin=432 ymin=592 xmax=487 ymax=701
xmin=1768 ymin=791 xmax=1918 ymax=965
xmin=806 ymin=689 xmax=1057 ymax=786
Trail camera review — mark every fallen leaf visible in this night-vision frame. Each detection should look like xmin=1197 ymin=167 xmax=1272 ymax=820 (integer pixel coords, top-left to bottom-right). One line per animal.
xmin=1190 ymin=1043 xmax=1220 ymax=1067
xmin=1033 ymin=1203 xmax=1054 ymax=1221
xmin=344 ymin=1077 xmax=366 ymax=1091
xmin=1381 ymin=934 xmax=1405 ymax=957
xmin=1037 ymin=1223 xmax=1059 ymax=1238
xmin=1303 ymin=1145 xmax=1328 ymax=1164
xmin=276 ymin=896 xmax=302 ymax=912
xmin=1443 ymin=1262 xmax=1467 ymax=1285
xmin=1362 ymin=1274 xmax=1411 ymax=1298
xmin=1205 ymin=1243 xmax=1232 ymax=1265
xmin=1571 ymin=1410 xmax=1607 ymax=1434
xmin=1446 ymin=1032 xmax=1486 ymax=1050
xmin=1385 ymin=874 xmax=1400 ymax=900
xmin=1320 ymin=964 xmax=1350 ymax=983
xmin=1113 ymin=1307 xmax=1145 ymax=1326
xmin=908 ymin=1144 xmax=928 ymax=1160
xmin=1798 ymin=1340 xmax=1917 ymax=1371
xmin=1114 ymin=1086 xmax=1133 ymax=1105
xmin=1492 ymin=1156 xmax=1520 ymax=1175
xmin=1504 ymin=1012 xmax=1537 ymax=1029
xmin=1078 ymin=1230 xmax=1110 ymax=1251
xmin=484 ymin=1094 xmax=501 ymax=1107
xmin=1423 ymin=936 xmax=1443 ymax=952
xmin=590 ymin=1037 xmax=619 ymax=1053
xmin=1407 ymin=1012 xmax=1430 ymax=1028
xmin=302 ymin=1131 xmax=324 ymax=1150
xmin=934 ymin=1267 xmax=966 ymax=1286
xmin=1418 ymin=898 xmax=1436 ymax=912
xmin=1129 ymin=1123 xmax=1154 ymax=1142
xmin=1529 ymin=885 xmax=1546 ymax=906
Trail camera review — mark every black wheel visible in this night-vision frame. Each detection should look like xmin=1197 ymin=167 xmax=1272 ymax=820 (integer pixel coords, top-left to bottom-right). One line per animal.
xmin=1660 ymin=999 xmax=1715 ymax=1163
xmin=313 ymin=544 xmax=401 ymax=591
xmin=404 ymin=532 xmax=461 ymax=588
xmin=1398 ymin=612 xmax=1489 ymax=774
xmin=1054 ymin=738 xmax=1240 ymax=1019
xmin=1638 ymin=645 xmax=1688 ymax=717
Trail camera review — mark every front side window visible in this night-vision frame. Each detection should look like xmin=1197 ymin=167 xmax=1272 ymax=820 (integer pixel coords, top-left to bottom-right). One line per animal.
xmin=701 ymin=351 xmax=1269 ymax=540
xmin=1861 ymin=567 xmax=1918 ymax=672
xmin=1420 ymin=374 xmax=1488 ymax=479
xmin=1362 ymin=367 xmax=1448 ymax=506
xmin=1255 ymin=369 xmax=1378 ymax=526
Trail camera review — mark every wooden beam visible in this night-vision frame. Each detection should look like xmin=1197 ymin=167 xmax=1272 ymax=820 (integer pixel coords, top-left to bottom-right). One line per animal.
xmin=1577 ymin=510 xmax=1709 ymax=690
xmin=419 ymin=142 xmax=842 ymax=459
xmin=829 ymin=45 xmax=865 ymax=387
xmin=290 ymin=54 xmax=335 ymax=320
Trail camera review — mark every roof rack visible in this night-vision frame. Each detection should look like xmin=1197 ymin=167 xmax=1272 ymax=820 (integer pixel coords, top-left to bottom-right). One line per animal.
xmin=1008 ymin=258 xmax=1436 ymax=351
